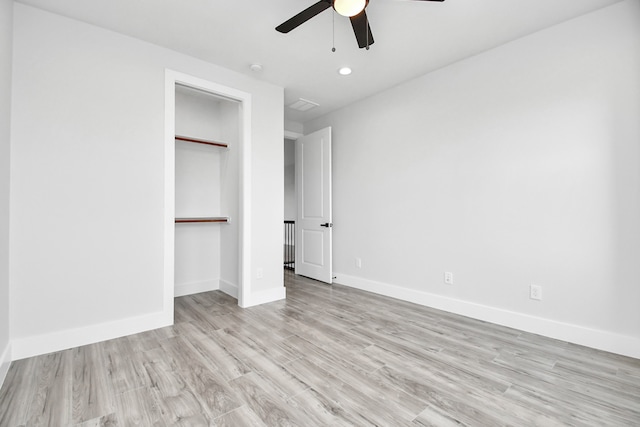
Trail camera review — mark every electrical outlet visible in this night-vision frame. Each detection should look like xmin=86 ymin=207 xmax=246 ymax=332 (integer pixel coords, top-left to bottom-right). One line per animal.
xmin=257 ymin=268 xmax=263 ymax=279
xmin=530 ymin=284 xmax=542 ymax=300
xmin=355 ymin=257 xmax=362 ymax=268
xmin=444 ymin=272 xmax=454 ymax=285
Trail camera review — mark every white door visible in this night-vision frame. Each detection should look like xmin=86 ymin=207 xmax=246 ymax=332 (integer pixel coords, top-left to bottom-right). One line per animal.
xmin=295 ymin=127 xmax=332 ymax=283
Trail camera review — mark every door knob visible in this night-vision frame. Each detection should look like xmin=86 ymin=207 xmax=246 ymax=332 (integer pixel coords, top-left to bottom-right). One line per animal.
xmin=320 ymin=223 xmax=333 ymax=228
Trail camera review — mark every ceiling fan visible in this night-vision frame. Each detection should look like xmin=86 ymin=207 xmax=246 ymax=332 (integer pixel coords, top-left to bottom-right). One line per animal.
xmin=276 ymin=0 xmax=445 ymax=50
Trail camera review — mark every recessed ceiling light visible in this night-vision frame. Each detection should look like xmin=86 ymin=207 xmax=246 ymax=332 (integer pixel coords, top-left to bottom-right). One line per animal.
xmin=338 ymin=67 xmax=352 ymax=76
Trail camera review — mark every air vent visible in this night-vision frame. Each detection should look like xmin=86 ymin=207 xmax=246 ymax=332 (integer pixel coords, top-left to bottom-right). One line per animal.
xmin=288 ymin=98 xmax=319 ymax=112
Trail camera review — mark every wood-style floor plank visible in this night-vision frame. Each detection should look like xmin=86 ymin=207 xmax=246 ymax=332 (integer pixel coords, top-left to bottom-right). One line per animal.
xmin=102 ymin=336 xmax=148 ymax=394
xmin=212 ymin=405 xmax=267 ymax=427
xmin=71 ymin=343 xmax=115 ymax=424
xmin=114 ymin=387 xmax=165 ymax=426
xmin=25 ymin=349 xmax=72 ymax=426
xmin=0 ymin=269 xmax=639 ymax=426
xmin=74 ymin=412 xmax=119 ymax=427
xmin=160 ymin=336 xmax=242 ymax=419
xmin=228 ymin=372 xmax=306 ymax=426
xmin=0 ymin=357 xmax=39 ymax=426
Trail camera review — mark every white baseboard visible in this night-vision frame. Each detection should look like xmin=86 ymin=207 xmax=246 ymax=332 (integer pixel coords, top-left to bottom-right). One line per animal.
xmin=219 ymin=279 xmax=238 ymax=299
xmin=0 ymin=342 xmax=11 ymax=389
xmin=334 ymin=273 xmax=640 ymax=359
xmin=241 ymin=286 xmax=286 ymax=308
xmin=11 ymin=310 xmax=172 ymax=361
xmin=175 ymin=279 xmax=219 ymax=297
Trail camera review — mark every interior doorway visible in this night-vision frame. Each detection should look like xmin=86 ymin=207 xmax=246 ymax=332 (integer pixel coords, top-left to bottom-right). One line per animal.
xmin=282 ymin=127 xmax=333 ymax=284
xmin=164 ymin=70 xmax=252 ymax=315
xmin=174 ymin=85 xmax=239 ymax=299
xmin=284 ymin=138 xmax=296 ymax=271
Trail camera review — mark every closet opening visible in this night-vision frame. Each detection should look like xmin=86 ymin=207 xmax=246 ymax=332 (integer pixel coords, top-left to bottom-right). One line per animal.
xmin=164 ymin=71 xmax=252 ymax=317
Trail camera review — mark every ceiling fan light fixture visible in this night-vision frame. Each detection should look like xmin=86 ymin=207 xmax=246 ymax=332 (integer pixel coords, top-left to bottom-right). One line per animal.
xmin=333 ymin=0 xmax=366 ymax=17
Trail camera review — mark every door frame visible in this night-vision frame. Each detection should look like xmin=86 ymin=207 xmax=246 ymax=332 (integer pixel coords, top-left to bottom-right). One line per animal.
xmin=164 ymin=69 xmax=252 ymax=318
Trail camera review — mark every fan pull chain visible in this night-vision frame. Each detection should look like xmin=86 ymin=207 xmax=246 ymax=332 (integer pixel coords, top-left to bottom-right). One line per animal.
xmin=332 ymin=10 xmax=336 ymax=52
xmin=366 ymin=13 xmax=370 ymax=50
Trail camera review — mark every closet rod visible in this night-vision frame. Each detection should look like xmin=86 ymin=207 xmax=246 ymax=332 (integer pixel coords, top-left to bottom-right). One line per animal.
xmin=175 ymin=135 xmax=228 ymax=148
xmin=175 ymin=217 xmax=229 ymax=224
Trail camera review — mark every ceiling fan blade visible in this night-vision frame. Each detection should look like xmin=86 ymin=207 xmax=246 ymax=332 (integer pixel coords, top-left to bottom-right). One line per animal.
xmin=350 ymin=10 xmax=374 ymax=49
xmin=276 ymin=1 xmax=332 ymax=33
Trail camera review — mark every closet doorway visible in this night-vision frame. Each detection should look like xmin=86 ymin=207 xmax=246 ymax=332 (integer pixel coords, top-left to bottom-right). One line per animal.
xmin=164 ymin=70 xmax=252 ymax=314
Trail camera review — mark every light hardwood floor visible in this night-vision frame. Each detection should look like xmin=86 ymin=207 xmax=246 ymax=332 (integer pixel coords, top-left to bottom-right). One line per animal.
xmin=1 ymin=270 xmax=639 ymax=426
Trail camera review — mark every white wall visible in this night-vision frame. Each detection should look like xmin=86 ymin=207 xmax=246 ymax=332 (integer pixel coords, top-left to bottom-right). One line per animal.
xmin=306 ymin=0 xmax=640 ymax=358
xmin=10 ymin=4 xmax=284 ymax=359
xmin=0 ymin=0 xmax=13 ymax=383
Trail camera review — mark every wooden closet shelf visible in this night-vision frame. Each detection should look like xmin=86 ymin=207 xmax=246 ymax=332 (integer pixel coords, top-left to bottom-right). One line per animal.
xmin=175 ymin=135 xmax=228 ymax=148
xmin=175 ymin=217 xmax=230 ymax=224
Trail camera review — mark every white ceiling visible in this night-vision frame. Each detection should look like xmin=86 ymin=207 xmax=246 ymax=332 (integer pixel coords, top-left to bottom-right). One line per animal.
xmin=17 ymin=0 xmax=622 ymax=124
